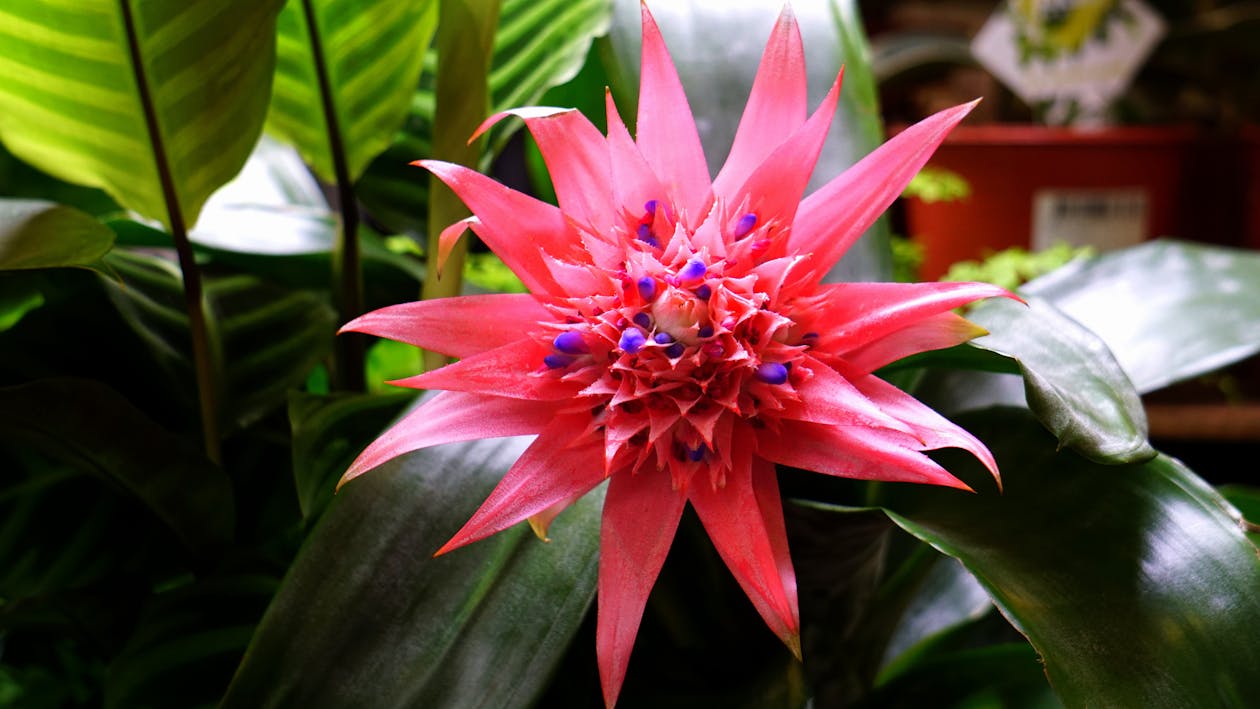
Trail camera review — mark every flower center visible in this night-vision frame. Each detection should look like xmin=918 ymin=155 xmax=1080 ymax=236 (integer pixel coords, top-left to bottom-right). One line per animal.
xmin=536 ymin=206 xmax=809 ymax=479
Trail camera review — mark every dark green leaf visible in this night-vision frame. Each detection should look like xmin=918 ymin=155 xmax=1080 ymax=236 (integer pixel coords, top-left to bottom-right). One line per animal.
xmin=0 ymin=378 xmax=231 ymax=556
xmin=223 ymin=437 xmax=602 ymax=708
xmin=105 ymin=574 xmax=278 ymax=709
xmin=962 ymin=296 xmax=1154 ymax=463
xmin=0 ymin=0 xmax=284 ymax=228
xmin=861 ymin=642 xmax=1060 ymax=709
xmin=879 ymin=409 xmax=1260 ymax=707
xmin=1023 ymin=240 xmax=1260 ymax=393
xmin=288 ymin=390 xmax=413 ymax=520
xmin=102 ymin=248 xmax=337 ymax=430
xmin=0 ymin=199 xmax=114 ymax=272
xmin=0 ymin=276 xmax=44 ymax=332
xmin=1219 ymin=484 xmax=1260 ymax=547
xmin=268 ymin=0 xmax=438 ymax=183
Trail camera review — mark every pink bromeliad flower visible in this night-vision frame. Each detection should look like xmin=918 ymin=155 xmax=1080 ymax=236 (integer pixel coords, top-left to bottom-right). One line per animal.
xmin=341 ymin=5 xmax=1012 ymax=706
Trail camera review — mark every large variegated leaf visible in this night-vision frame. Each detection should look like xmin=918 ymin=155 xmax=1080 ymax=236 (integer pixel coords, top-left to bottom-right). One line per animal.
xmin=223 ymin=437 xmax=603 ymax=708
xmin=0 ymin=0 xmax=283 ymax=228
xmin=268 ymin=0 xmax=438 ymax=183
xmin=101 ymin=247 xmax=336 ymax=429
xmin=357 ymin=0 xmax=612 ymax=235
xmin=0 ymin=199 xmax=115 ymax=272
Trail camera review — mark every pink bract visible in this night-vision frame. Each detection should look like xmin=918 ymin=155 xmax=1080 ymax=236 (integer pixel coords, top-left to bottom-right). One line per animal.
xmin=341 ymin=5 xmax=1014 ymax=707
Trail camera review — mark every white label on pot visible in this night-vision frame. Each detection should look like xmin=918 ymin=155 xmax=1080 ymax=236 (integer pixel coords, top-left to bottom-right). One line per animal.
xmin=971 ymin=0 xmax=1166 ymax=125
xmin=1032 ymin=188 xmax=1147 ymax=251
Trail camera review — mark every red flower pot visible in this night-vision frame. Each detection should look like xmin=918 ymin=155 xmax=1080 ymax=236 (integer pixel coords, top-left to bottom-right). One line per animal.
xmin=905 ymin=124 xmax=1196 ymax=280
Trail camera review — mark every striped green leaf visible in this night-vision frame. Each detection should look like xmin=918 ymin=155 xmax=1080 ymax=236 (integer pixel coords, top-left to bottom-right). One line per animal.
xmin=101 ymin=246 xmax=336 ymax=430
xmin=0 ymin=199 xmax=115 ymax=272
xmin=357 ymin=0 xmax=612 ymax=235
xmin=0 ymin=0 xmax=283 ymax=229
xmin=267 ymin=0 xmax=438 ymax=184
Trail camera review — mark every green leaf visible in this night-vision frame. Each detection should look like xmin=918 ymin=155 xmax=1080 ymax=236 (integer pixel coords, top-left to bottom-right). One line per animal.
xmin=878 ymin=409 xmax=1260 ymax=707
xmin=0 ymin=199 xmax=115 ymax=272
xmin=288 ymin=390 xmax=413 ymax=520
xmin=268 ymin=0 xmax=438 ymax=183
xmin=605 ymin=0 xmax=891 ymax=282
xmin=102 ymin=248 xmax=337 ymax=430
xmin=222 ymin=436 xmax=602 ymax=708
xmin=0 ymin=0 xmax=284 ymax=228
xmin=1219 ymin=484 xmax=1260 ymax=547
xmin=962 ymin=296 xmax=1153 ymax=463
xmin=0 ymin=276 xmax=44 ymax=332
xmin=1023 ymin=240 xmax=1260 ymax=393
xmin=357 ymin=0 xmax=613 ymax=236
xmin=105 ymin=574 xmax=278 ymax=709
xmin=0 ymin=378 xmax=232 ymax=556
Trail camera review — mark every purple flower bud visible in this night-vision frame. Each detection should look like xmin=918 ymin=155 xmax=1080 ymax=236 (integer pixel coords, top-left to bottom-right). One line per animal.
xmin=755 ymin=362 xmax=789 ymax=385
xmin=644 ymin=199 xmax=658 ymax=216
xmin=619 ymin=329 xmax=646 ymax=354
xmin=665 ymin=343 xmax=685 ymax=358
xmin=637 ymin=276 xmax=657 ymax=301
xmin=633 ymin=312 xmax=652 ymax=329
xmin=679 ymin=258 xmax=706 ymax=282
xmin=733 ymin=213 xmax=757 ymax=239
xmin=698 ymin=325 xmax=714 ymax=338
xmin=694 ymin=284 xmax=712 ymax=300
xmin=553 ymin=330 xmax=588 ymax=354
xmin=544 ymin=353 xmax=574 ymax=369
xmin=686 ymin=444 xmax=706 ymax=462
xmin=653 ymin=332 xmax=674 ymax=345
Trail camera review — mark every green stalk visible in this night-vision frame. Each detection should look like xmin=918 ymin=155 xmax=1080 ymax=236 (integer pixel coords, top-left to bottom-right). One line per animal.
xmin=301 ymin=0 xmax=365 ymax=391
xmin=121 ymin=0 xmax=221 ymax=464
xmin=423 ymin=0 xmax=502 ymax=372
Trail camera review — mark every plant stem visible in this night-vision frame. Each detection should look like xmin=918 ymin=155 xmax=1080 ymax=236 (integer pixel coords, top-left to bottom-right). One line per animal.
xmin=121 ymin=0 xmax=221 ymax=464
xmin=302 ymin=0 xmax=365 ymax=391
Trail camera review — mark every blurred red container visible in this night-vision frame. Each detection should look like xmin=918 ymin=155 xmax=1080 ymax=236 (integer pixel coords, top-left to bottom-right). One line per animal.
xmin=904 ymin=124 xmax=1196 ymax=280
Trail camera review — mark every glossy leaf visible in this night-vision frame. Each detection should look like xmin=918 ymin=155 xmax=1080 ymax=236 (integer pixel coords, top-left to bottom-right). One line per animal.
xmin=606 ymin=0 xmax=891 ymax=282
xmin=0 ymin=0 xmax=283 ymax=228
xmin=0 ymin=199 xmax=114 ymax=272
xmin=0 ymin=378 xmax=232 ymax=556
xmin=0 ymin=276 xmax=44 ymax=332
xmin=1219 ymin=485 xmax=1260 ymax=547
xmin=102 ymin=249 xmax=336 ymax=430
xmin=878 ymin=409 xmax=1260 ymax=707
xmin=222 ymin=436 xmax=603 ymax=708
xmin=268 ymin=0 xmax=437 ymax=183
xmin=963 ymin=295 xmax=1154 ymax=463
xmin=1023 ymin=240 xmax=1260 ymax=393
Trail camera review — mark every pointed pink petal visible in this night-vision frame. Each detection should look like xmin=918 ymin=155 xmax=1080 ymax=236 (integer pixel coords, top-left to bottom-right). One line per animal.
xmin=688 ymin=438 xmax=800 ymax=654
xmin=843 ymin=311 xmax=987 ymax=373
xmin=437 ymin=217 xmax=475 ymax=279
xmin=606 ymin=90 xmax=667 ymax=224
xmin=791 ymin=100 xmax=979 ymax=283
xmin=418 ymin=159 xmax=576 ymax=294
xmin=340 ymin=294 xmax=549 ymax=358
xmin=849 ymin=371 xmax=1000 ymax=486
xmin=597 ymin=467 xmax=688 ymax=709
xmin=725 ymin=69 xmax=842 ymax=229
xmin=636 ymin=4 xmax=712 ymax=222
xmin=712 ymin=5 xmax=807 ymax=197
xmin=802 ymin=280 xmax=1013 ymax=350
xmin=480 ymin=107 xmax=616 ymax=234
xmin=788 ymin=357 xmax=914 ymax=432
xmin=339 ymin=391 xmax=556 ymax=485
xmin=760 ymin=420 xmax=970 ymax=490
xmin=391 ymin=339 xmax=580 ymax=401
xmin=436 ymin=417 xmax=606 ymax=555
